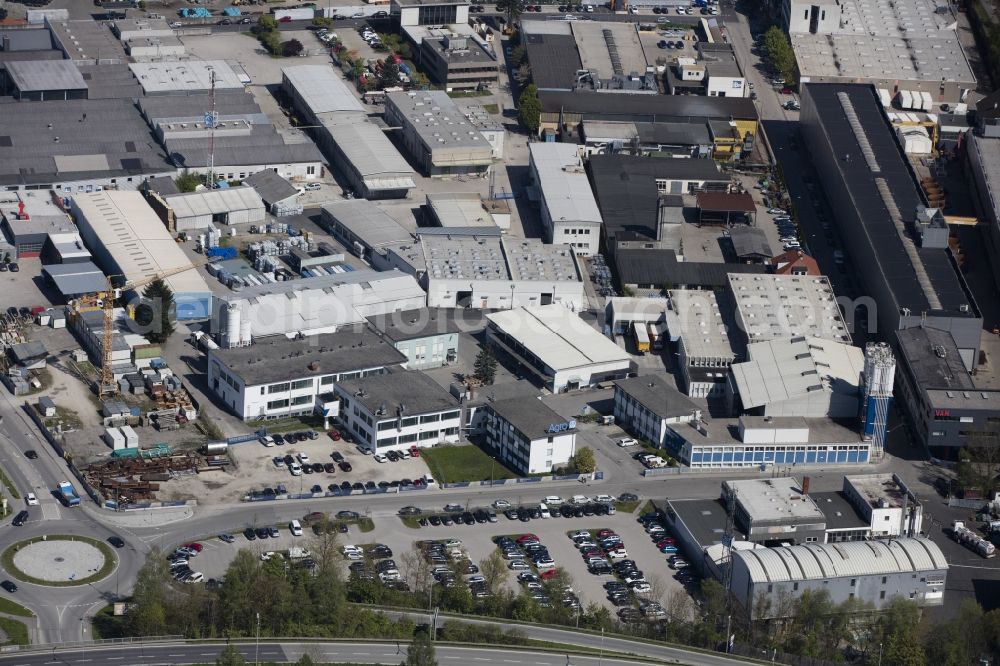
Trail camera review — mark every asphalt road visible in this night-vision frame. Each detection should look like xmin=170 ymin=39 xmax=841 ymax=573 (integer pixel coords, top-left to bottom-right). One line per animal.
xmin=0 ymin=640 xmax=741 ymax=666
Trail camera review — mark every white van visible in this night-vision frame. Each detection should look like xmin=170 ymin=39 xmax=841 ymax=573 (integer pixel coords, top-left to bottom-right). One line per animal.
xmin=539 ymin=503 xmax=551 ymax=519
xmin=289 ymin=519 xmax=303 ymax=536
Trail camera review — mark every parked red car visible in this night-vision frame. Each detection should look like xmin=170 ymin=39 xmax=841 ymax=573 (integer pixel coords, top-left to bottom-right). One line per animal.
xmin=540 ymin=569 xmax=559 ymax=580
xmin=183 ymin=542 xmax=203 ymax=552
xmin=409 ymin=445 xmax=421 ymax=458
xmin=328 ymin=430 xmax=341 ymax=441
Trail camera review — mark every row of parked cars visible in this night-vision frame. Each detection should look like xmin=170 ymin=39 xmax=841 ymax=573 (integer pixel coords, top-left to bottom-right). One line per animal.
xmin=569 ymin=528 xmax=628 ymax=576
xmin=168 ymin=542 xmax=205 ymax=583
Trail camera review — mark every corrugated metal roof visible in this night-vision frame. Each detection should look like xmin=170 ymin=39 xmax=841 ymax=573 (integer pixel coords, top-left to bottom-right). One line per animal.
xmin=70 ymin=191 xmax=211 ymax=296
xmin=6 ymin=59 xmax=87 ymax=92
xmin=163 ymin=187 xmax=263 ymax=219
xmin=282 ymin=65 xmax=365 ymax=114
xmin=736 ymin=538 xmax=948 ymax=583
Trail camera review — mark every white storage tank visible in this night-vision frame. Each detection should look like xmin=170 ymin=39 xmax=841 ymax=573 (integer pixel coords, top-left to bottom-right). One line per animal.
xmin=225 ymin=303 xmax=241 ymax=348
xmin=120 ymin=424 xmax=139 ymax=448
xmin=240 ymin=319 xmax=252 ymax=346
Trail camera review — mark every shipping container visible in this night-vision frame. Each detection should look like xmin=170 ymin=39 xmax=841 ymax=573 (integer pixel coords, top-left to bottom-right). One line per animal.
xmin=633 ymin=321 xmax=650 ymax=353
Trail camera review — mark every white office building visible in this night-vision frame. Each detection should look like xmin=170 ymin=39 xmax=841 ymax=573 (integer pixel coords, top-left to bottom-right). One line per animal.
xmin=528 ymin=143 xmax=602 ymax=256
xmin=486 ymin=396 xmax=577 ymax=474
xmin=333 ymin=371 xmax=462 ymax=453
xmin=206 ymin=326 xmax=406 ymax=421
xmin=613 ymin=374 xmax=702 ymax=447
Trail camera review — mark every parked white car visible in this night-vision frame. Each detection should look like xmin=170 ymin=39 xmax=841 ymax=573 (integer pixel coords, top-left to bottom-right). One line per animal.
xmin=616 ymin=437 xmax=638 ymax=447
xmin=25 ymin=493 xmax=37 ymax=506
xmin=543 ymin=495 xmax=565 ymax=506
xmin=570 ymin=495 xmax=590 ymax=505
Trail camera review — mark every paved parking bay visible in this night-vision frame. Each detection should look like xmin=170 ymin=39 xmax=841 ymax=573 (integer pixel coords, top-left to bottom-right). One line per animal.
xmin=167 ymin=501 xmax=692 ymax=616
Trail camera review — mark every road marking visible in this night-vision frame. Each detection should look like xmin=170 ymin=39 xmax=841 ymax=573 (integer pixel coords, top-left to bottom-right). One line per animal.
xmin=105 ymin=657 xmax=124 ymax=660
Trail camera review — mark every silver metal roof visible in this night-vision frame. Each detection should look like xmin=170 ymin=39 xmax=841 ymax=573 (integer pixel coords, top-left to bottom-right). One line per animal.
xmin=322 ymin=200 xmax=414 ymax=248
xmin=735 ymin=538 xmax=948 ymax=583
xmin=385 ymin=90 xmax=493 ymax=157
xmin=6 ymin=60 xmax=87 ymax=92
xmin=282 ymin=65 xmax=365 ymax=114
xmin=129 ymin=60 xmax=245 ymax=94
xmin=529 ymin=143 xmax=603 ymax=226
xmin=163 ymin=187 xmax=264 ymax=219
xmin=728 ymin=274 xmax=852 ymax=344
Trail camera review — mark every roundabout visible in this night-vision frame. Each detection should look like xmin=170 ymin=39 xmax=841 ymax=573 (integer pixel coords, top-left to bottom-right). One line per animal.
xmin=1 ymin=536 xmax=117 ymax=587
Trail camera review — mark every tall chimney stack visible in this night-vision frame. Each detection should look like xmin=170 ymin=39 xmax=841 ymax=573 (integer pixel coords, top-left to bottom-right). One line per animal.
xmin=801 ymin=476 xmax=811 ymax=496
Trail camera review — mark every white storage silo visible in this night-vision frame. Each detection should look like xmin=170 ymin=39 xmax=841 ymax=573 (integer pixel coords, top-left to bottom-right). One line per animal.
xmin=225 ymin=303 xmax=242 ymax=348
xmin=240 ymin=319 xmax=252 ymax=346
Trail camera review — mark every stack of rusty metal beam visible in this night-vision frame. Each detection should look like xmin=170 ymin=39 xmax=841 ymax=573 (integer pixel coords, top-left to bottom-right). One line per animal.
xmin=84 ymin=452 xmax=201 ymax=501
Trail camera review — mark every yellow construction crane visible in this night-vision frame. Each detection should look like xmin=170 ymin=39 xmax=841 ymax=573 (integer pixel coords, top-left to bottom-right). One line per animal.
xmin=72 ymin=261 xmax=206 ymax=397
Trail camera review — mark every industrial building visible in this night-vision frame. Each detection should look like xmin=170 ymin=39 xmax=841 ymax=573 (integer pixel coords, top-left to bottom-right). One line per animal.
xmin=158 ymin=187 xmax=265 ymax=232
xmin=366 ymin=307 xmax=465 ymax=370
xmin=419 ymin=232 xmax=585 ymax=310
xmin=724 ymin=477 xmax=828 ymax=545
xmin=3 ymin=60 xmax=88 ymax=101
xmin=320 ymin=200 xmax=417 ymax=270
xmin=128 ymin=61 xmax=245 ymax=96
xmin=424 ymin=193 xmax=511 ymax=232
xmin=393 ymin=0 xmax=470 ymax=28
xmin=208 ymin=270 xmax=427 ymax=345
xmin=731 ymin=538 xmax=947 ymax=618
xmin=664 ymin=415 xmax=869 ymax=468
xmin=42 ymin=262 xmax=108 ymax=298
xmin=528 ymin=143 xmax=603 ymax=256
xmin=384 ymin=90 xmax=494 ymax=177
xmin=0 ymin=98 xmax=176 ymax=192
xmin=68 ymin=190 xmax=213 ymax=320
xmin=522 ymin=20 xmax=656 ymax=94
xmin=486 ymin=396 xmax=578 ymax=474
xmin=966 ymin=132 xmax=1000 ymax=293
xmin=800 ymin=83 xmax=985 ymax=458
xmin=727 ymin=226 xmax=772 ymax=264
xmin=842 ymin=473 xmax=923 ymax=538
xmin=138 ymin=92 xmax=324 ymax=183
xmin=782 ymin=0 xmax=974 ymax=102
xmin=0 ymin=191 xmax=73 ymax=259
xmin=580 ymin=119 xmax=715 ymax=159
xmin=665 ymin=289 xmax=740 ymax=398
xmin=207 ymin=326 xmax=407 ymax=421
xmin=333 ymin=370 xmax=462 ymax=452
xmin=615 ymin=249 xmax=767 ymax=294
xmin=244 ymin=170 xmax=301 ymax=216
xmin=282 ymin=65 xmax=416 ymax=199
xmin=727 ymin=274 xmax=852 ymax=344
xmin=48 ymin=19 xmax=126 ymax=65
xmin=893 ymin=326 xmax=1000 ymax=456
xmin=486 ymin=305 xmax=633 ymax=394
xmin=42 ymin=231 xmax=91 ymax=264
xmin=588 ymin=155 xmax=730 ymax=256
xmin=613 ymin=374 xmax=702 ymax=447
xmin=606 ymin=297 xmax=668 ymax=339
xmin=539 ymin=91 xmax=758 ymax=159
xmin=729 ymin=337 xmax=866 ymax=418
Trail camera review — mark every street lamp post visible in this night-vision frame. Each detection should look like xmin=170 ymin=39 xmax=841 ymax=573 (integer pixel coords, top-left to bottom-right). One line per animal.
xmin=877 ymin=642 xmax=883 ymax=666
xmin=255 ymin=612 xmax=261 ymax=666
xmin=598 ymin=627 xmax=605 ymax=666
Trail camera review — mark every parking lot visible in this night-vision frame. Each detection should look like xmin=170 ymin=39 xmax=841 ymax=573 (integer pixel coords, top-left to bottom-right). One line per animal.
xmin=171 ymin=497 xmax=694 ymax=620
xmin=159 ymin=431 xmax=433 ymax=503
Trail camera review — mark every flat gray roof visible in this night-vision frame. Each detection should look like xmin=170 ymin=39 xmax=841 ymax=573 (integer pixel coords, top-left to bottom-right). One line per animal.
xmin=529 ymin=143 xmax=602 ymax=226
xmin=367 ymin=307 xmax=477 ymax=342
xmin=811 ymin=491 xmax=870 ymax=531
xmin=421 ymin=235 xmax=581 ymax=283
xmin=426 ymin=192 xmax=499 ymax=228
xmin=210 ymin=326 xmax=406 ymax=387
xmin=322 ymin=200 xmax=414 ymax=248
xmin=724 ymin=477 xmax=826 ymax=523
xmin=386 ymin=90 xmax=493 ymax=155
xmin=668 ymin=497 xmax=729 ymax=547
xmin=42 ymin=261 xmax=108 ymax=296
xmin=0 ymin=98 xmax=174 ymax=188
xmin=48 ymin=20 xmax=126 ymax=63
xmin=6 ymin=59 xmax=87 ymax=92
xmin=728 ymin=274 xmax=852 ymax=344
xmin=337 ymin=370 xmax=460 ymax=416
xmin=490 ymin=395 xmax=576 ymax=440
xmin=129 ymin=60 xmax=245 ymax=94
xmin=613 ymin=374 xmax=700 ymax=420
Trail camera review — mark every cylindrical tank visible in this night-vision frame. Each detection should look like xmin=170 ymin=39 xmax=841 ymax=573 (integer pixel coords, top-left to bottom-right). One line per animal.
xmin=225 ymin=303 xmax=241 ymax=348
xmin=240 ymin=319 xmax=252 ymax=346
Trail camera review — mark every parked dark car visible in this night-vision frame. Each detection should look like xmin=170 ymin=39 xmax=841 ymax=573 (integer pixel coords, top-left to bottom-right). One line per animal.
xmin=1 ymin=581 xmax=17 ymax=593
xmin=12 ymin=511 xmax=28 ymax=527
xmin=338 ymin=461 xmax=352 ymax=472
xmin=331 ymin=451 xmax=345 ymax=463
xmin=244 ymin=528 xmax=257 ymax=541
xmin=108 ymin=536 xmax=126 ymax=548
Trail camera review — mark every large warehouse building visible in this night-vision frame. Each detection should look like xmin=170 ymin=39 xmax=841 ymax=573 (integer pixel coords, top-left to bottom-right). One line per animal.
xmin=208 ymin=270 xmax=427 ymax=345
xmin=528 ymin=143 xmax=602 ymax=256
xmin=69 ymin=191 xmax=212 ymax=320
xmin=731 ymin=538 xmax=947 ymax=618
xmin=799 ymin=83 xmax=987 ymax=458
xmin=282 ymin=66 xmax=416 ymax=199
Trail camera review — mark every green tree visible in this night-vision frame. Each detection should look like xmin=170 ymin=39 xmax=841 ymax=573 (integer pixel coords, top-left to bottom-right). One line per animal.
xmin=572 ymin=447 xmax=596 ymax=474
xmin=509 ymin=44 xmax=527 ymax=68
xmin=763 ymin=26 xmax=796 ymax=84
xmin=216 ymin=643 xmax=247 ymax=666
xmin=479 ymin=549 xmax=509 ymax=596
xmin=282 ymin=39 xmax=304 ymax=57
xmin=174 ymin=172 xmax=202 ymax=192
xmin=870 ymin=598 xmax=925 ymax=666
xmin=257 ymin=15 xmax=278 ymax=31
xmin=134 ymin=278 xmax=176 ymax=344
xmin=380 ymin=56 xmax=401 ymax=88
xmin=496 ymin=0 xmax=526 ymax=26
xmin=404 ymin=629 xmax=437 ymax=666
xmin=295 ymin=655 xmax=316 ymax=665
xmin=517 ymin=84 xmax=541 ymax=134
xmin=352 ymin=59 xmax=366 ymax=80
xmin=127 ymin=549 xmax=168 ymax=637
xmin=473 ymin=347 xmax=498 ymax=385
xmin=261 ymin=30 xmax=283 ymax=55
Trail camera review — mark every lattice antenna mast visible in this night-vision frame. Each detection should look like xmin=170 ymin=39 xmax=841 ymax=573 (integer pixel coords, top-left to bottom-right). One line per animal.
xmin=205 ymin=67 xmax=218 ymax=188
